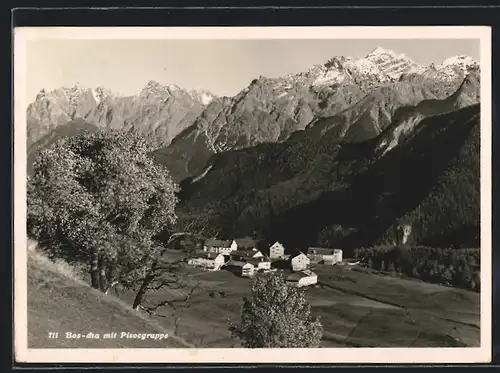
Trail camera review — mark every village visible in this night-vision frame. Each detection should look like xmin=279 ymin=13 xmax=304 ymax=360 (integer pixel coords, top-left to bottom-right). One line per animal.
xmin=186 ymin=237 xmax=355 ymax=288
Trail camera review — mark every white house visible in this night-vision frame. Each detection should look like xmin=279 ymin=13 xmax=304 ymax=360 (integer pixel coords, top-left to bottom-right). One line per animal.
xmin=203 ymin=239 xmax=238 ymax=256
xmin=269 ymin=241 xmax=285 ymax=260
xmin=307 ymin=247 xmax=335 ymax=263
xmin=333 ymin=249 xmax=343 ymax=263
xmin=187 ymin=252 xmax=225 ymax=271
xmin=230 ymin=249 xmax=263 ymax=262
xmin=289 ymin=251 xmax=310 ymax=271
xmin=307 ymin=247 xmax=343 ymax=265
xmin=247 ymin=256 xmax=272 ymax=271
xmin=224 ymin=260 xmax=255 ymax=277
xmin=286 ymin=269 xmax=318 ymax=288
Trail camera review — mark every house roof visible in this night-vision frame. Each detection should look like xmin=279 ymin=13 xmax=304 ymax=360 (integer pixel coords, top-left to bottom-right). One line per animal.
xmin=231 ymin=249 xmax=260 ymax=258
xmin=190 ymin=251 xmax=221 ymax=260
xmin=204 ymin=238 xmax=233 ymax=247
xmin=247 ymin=257 xmax=270 ymax=265
xmin=289 ymin=251 xmax=307 ymax=260
xmin=302 ymin=269 xmax=317 ymax=277
xmin=286 ymin=270 xmax=317 ymax=281
xmin=307 ymin=247 xmax=335 ymax=255
xmin=270 ymin=241 xmax=284 ymax=248
xmin=225 ymin=260 xmax=253 ymax=268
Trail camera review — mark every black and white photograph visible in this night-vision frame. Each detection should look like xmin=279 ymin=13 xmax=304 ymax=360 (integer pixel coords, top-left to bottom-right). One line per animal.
xmin=13 ymin=26 xmax=492 ymax=364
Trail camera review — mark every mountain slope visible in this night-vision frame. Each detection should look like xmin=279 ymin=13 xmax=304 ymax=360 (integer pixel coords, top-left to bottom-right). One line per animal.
xmin=155 ymin=51 xmax=477 ymax=182
xmin=175 ymin=73 xmax=480 ymax=252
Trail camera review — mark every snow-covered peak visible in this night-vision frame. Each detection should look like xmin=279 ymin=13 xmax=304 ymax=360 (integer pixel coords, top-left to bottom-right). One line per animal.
xmin=440 ymin=55 xmax=479 ymax=72
xmin=140 ymin=80 xmax=173 ymax=99
xmin=92 ymin=86 xmax=111 ymax=103
xmin=313 ymin=69 xmax=346 ymax=86
xmin=366 ymin=46 xmax=399 ymax=59
xmin=167 ymin=84 xmax=181 ymax=92
xmin=144 ymin=80 xmax=162 ymax=90
xmin=189 ymin=88 xmax=216 ymax=105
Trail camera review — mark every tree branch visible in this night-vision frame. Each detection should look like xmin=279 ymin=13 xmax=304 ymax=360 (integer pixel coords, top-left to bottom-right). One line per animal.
xmin=141 ymin=282 xmax=201 ymax=312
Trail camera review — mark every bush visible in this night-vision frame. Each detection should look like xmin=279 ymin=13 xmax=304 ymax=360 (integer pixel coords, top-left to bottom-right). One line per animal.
xmin=229 ymin=271 xmax=323 ymax=347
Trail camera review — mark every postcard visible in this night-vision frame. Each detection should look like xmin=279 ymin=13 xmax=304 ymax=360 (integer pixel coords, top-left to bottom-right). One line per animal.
xmin=13 ymin=25 xmax=492 ymax=364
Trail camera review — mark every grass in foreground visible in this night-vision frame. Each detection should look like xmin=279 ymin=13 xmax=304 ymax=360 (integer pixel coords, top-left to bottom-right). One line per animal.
xmin=27 ymin=241 xmax=192 ymax=348
xmin=26 ymin=242 xmax=480 ymax=349
xmin=116 ymin=260 xmax=480 ymax=348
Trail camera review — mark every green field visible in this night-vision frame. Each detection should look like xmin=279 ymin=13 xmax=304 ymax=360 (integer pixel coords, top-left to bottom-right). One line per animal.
xmin=27 ymin=248 xmax=191 ymax=348
xmin=113 ymin=258 xmax=480 ymax=348
xmin=27 ymin=247 xmax=480 ymax=348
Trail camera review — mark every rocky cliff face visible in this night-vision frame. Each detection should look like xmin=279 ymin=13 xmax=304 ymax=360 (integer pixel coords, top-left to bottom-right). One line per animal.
xmin=156 ymin=49 xmax=479 ymax=181
xmin=26 ymin=81 xmax=217 ymax=147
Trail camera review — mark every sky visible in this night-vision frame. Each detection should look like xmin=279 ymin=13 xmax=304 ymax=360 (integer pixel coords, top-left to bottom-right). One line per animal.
xmin=26 ymin=38 xmax=480 ymax=100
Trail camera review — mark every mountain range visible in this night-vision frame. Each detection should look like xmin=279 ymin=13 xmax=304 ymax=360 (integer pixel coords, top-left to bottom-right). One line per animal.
xmin=152 ymin=48 xmax=479 ymax=181
xmin=26 ymin=47 xmax=481 ymax=252
xmin=27 ymin=81 xmax=217 ymax=148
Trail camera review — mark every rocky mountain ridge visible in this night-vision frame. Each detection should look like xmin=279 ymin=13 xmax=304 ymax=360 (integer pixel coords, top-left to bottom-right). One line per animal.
xmin=26 ymin=47 xmax=482 ymax=251
xmin=27 ymin=48 xmax=478 ymax=152
xmin=155 ymin=50 xmax=479 ymax=182
xmin=26 ymin=81 xmax=217 ymax=147
xmin=174 ymin=75 xmax=480 ymax=251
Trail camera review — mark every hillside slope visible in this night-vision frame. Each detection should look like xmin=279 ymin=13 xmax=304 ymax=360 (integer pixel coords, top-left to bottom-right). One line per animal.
xmin=27 ymin=244 xmax=191 ymax=348
xmin=176 ymin=86 xmax=480 ymax=254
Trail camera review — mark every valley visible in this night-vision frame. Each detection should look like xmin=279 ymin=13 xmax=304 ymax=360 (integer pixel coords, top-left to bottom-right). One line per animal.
xmin=25 ymin=44 xmax=483 ymax=350
xmin=109 ymin=260 xmax=479 ymax=348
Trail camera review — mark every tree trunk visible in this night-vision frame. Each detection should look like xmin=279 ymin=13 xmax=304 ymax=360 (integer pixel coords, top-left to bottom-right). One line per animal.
xmin=132 ymin=273 xmax=154 ymax=309
xmin=90 ymin=248 xmax=100 ymax=289
xmin=104 ymin=263 xmax=119 ymax=295
xmin=98 ymin=255 xmax=108 ymax=293
xmin=132 ymin=260 xmax=159 ymax=309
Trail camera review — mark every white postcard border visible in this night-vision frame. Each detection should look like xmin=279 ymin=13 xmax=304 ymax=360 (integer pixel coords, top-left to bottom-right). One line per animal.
xmin=13 ymin=25 xmax=492 ymax=364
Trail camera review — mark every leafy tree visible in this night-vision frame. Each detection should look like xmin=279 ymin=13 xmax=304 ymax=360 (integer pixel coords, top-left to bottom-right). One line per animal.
xmin=27 ymin=129 xmax=179 ymax=294
xmin=229 ymin=271 xmax=323 ymax=347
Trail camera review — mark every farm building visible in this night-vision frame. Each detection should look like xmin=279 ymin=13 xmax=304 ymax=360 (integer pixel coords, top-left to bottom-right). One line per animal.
xmin=247 ymin=256 xmax=272 ymax=271
xmin=286 ymin=269 xmax=318 ymax=288
xmin=203 ymin=239 xmax=238 ymax=256
xmin=307 ymin=247 xmax=343 ymax=264
xmin=268 ymin=241 xmax=285 ymax=260
xmin=234 ymin=237 xmax=258 ymax=250
xmin=333 ymin=249 xmax=343 ymax=263
xmin=307 ymin=247 xmax=335 ymax=263
xmin=224 ymin=260 xmax=255 ymax=277
xmin=289 ymin=251 xmax=310 ymax=272
xmin=187 ymin=252 xmax=225 ymax=271
xmin=230 ymin=249 xmax=263 ymax=262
